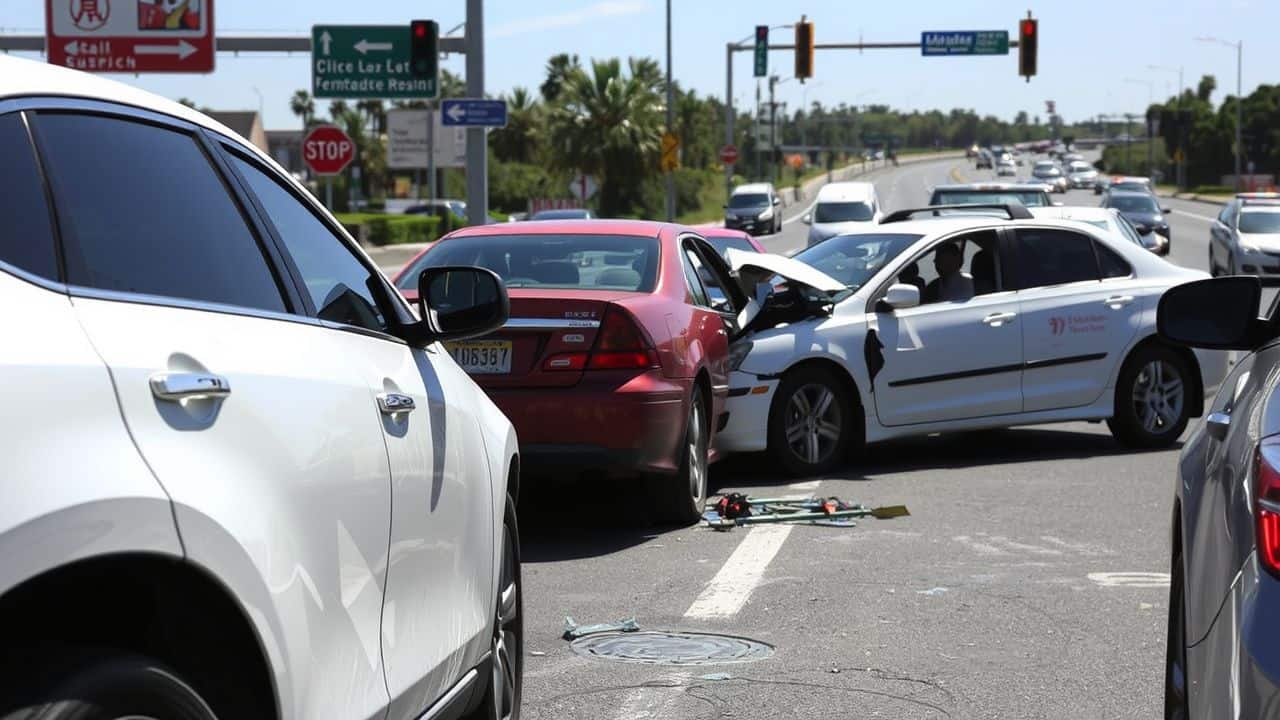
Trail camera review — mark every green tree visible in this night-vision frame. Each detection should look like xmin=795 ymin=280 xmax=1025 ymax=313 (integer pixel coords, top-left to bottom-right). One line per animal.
xmin=540 ymin=53 xmax=581 ymax=103
xmin=547 ymin=57 xmax=664 ymax=216
xmin=491 ymin=87 xmax=540 ymax=164
xmin=289 ymin=90 xmax=315 ymax=127
xmin=1197 ymin=75 xmax=1216 ymax=103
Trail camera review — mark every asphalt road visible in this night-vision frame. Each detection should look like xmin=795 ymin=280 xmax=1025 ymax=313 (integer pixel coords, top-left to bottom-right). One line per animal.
xmin=515 ymin=154 xmax=1227 ymax=720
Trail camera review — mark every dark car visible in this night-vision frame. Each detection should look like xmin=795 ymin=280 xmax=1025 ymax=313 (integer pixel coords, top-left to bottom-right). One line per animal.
xmin=724 ymin=183 xmax=782 ymax=235
xmin=1102 ymin=190 xmax=1171 ymax=243
xmin=1158 ymin=275 xmax=1280 ymax=719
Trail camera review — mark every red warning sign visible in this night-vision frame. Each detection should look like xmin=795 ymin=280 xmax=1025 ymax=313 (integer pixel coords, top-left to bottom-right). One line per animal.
xmin=46 ymin=0 xmax=216 ymax=73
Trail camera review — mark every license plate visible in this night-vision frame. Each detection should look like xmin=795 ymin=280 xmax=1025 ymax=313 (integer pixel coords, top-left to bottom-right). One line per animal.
xmin=445 ymin=340 xmax=512 ymax=374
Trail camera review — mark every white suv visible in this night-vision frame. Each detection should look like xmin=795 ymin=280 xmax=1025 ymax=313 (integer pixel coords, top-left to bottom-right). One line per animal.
xmin=0 ymin=56 xmax=522 ymax=720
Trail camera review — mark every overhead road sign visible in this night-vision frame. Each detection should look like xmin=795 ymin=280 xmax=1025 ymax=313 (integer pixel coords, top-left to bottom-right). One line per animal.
xmin=921 ymin=31 xmax=1009 ymax=56
xmin=312 ymin=24 xmax=437 ymax=99
xmin=440 ymin=98 xmax=508 ymax=127
xmin=46 ymin=0 xmax=216 ymax=73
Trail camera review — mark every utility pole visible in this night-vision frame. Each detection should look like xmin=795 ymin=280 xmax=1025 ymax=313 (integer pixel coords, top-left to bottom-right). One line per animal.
xmin=755 ymin=79 xmax=762 ymax=180
xmin=464 ymin=0 xmax=486 ymax=226
xmin=769 ymin=75 xmax=778 ymax=185
xmin=664 ymin=0 xmax=675 ymax=221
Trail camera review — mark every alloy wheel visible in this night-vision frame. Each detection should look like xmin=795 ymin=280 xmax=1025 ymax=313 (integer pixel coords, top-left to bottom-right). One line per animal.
xmin=489 ymin=524 xmax=521 ymax=720
xmin=784 ymin=383 xmax=843 ymax=466
xmin=686 ymin=401 xmax=708 ymax=507
xmin=1131 ymin=360 xmax=1185 ymax=435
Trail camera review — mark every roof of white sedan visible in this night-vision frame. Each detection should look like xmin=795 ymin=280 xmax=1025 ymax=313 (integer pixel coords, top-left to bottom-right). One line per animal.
xmin=0 ymin=54 xmax=245 ymax=146
xmin=733 ymin=183 xmax=775 ymax=195
xmin=815 ymin=182 xmax=875 ymax=203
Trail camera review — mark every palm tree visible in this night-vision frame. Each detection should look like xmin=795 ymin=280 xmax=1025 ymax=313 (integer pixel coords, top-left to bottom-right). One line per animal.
xmin=289 ymin=90 xmax=315 ymax=127
xmin=540 ymin=53 xmax=580 ymax=104
xmin=547 ymin=57 xmax=664 ymax=216
xmin=491 ymin=87 xmax=540 ymax=164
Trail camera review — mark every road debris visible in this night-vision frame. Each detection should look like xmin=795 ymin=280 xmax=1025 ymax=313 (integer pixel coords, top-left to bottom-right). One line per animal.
xmin=562 ymin=616 xmax=640 ymax=640
xmin=702 ymin=493 xmax=910 ymax=531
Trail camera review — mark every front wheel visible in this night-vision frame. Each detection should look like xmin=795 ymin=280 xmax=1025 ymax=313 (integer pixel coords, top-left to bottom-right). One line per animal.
xmin=651 ymin=392 xmax=709 ymax=525
xmin=466 ymin=496 xmax=523 ymax=720
xmin=1107 ymin=344 xmax=1191 ymax=448
xmin=0 ymin=653 xmax=219 ymax=720
xmin=768 ymin=366 xmax=856 ymax=477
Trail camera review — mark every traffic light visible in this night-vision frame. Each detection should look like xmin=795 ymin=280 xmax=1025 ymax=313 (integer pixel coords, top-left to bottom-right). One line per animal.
xmin=795 ymin=20 xmax=814 ymax=81
xmin=754 ymin=25 xmax=768 ymax=78
xmin=1018 ymin=16 xmax=1037 ymax=81
xmin=410 ymin=20 xmax=438 ymax=79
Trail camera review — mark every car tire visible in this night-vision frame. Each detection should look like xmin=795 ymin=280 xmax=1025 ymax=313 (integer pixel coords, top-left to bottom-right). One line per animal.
xmin=1165 ymin=545 xmax=1190 ymax=720
xmin=1107 ymin=344 xmax=1192 ymax=448
xmin=651 ymin=391 xmax=709 ymax=525
xmin=465 ymin=495 xmax=523 ymax=720
xmin=768 ymin=365 xmax=856 ymax=477
xmin=0 ymin=652 xmax=219 ymax=720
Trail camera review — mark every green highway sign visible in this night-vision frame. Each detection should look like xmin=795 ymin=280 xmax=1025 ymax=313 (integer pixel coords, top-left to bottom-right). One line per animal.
xmin=921 ymin=31 xmax=1009 ymax=56
xmin=312 ymin=24 xmax=437 ymax=99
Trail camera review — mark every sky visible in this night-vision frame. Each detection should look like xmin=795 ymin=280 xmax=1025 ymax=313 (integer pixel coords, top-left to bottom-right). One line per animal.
xmin=2 ymin=0 xmax=1272 ymax=130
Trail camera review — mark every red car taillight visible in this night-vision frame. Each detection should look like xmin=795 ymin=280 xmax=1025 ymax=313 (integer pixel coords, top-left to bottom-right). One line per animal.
xmin=1255 ymin=438 xmax=1280 ymax=577
xmin=542 ymin=306 xmax=660 ymax=371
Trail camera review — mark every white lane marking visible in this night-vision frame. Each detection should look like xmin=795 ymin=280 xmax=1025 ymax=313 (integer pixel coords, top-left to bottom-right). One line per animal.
xmin=1172 ymin=208 xmax=1218 ymax=224
xmin=783 ymin=199 xmax=817 ymax=226
xmin=1039 ymin=535 xmax=1108 ymax=556
xmin=953 ymin=535 xmax=1008 ymax=555
xmin=1087 ymin=571 xmax=1170 ymax=588
xmin=986 ymin=536 xmax=1063 ymax=556
xmin=788 ymin=479 xmax=821 ymax=491
xmin=684 ymin=524 xmax=793 ymax=619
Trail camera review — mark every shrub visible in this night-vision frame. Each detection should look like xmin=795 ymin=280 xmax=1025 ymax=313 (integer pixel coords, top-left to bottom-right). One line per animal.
xmin=365 ymin=215 xmax=442 ymax=246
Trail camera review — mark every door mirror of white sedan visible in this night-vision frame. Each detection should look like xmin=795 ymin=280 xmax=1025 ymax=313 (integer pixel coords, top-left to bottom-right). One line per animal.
xmin=417 ymin=266 xmax=510 ymax=343
xmin=802 ymin=213 xmax=812 ymax=225
xmin=881 ymin=283 xmax=921 ymax=311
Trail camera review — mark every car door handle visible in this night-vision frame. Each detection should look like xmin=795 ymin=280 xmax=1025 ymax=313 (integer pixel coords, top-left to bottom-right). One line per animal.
xmin=1103 ymin=295 xmax=1135 ymax=308
xmin=982 ymin=312 xmax=1017 ymax=327
xmin=1206 ymin=411 xmax=1230 ymax=441
xmin=150 ymin=372 xmax=231 ymax=401
xmin=377 ymin=393 xmax=416 ymax=414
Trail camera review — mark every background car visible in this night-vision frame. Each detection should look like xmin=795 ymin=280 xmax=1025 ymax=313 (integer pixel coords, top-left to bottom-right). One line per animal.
xmin=0 ymin=55 xmax=521 ymax=720
xmin=975 ymin=149 xmax=994 ymax=169
xmin=702 ymin=227 xmax=766 ymax=260
xmin=531 ymin=208 xmax=595 ymax=220
xmin=1102 ymin=190 xmax=1171 ymax=244
xmin=1067 ymin=160 xmax=1099 ymax=189
xmin=1031 ymin=161 xmax=1069 ymax=193
xmin=1031 ymin=205 xmax=1169 ymax=255
xmin=804 ymin=181 xmax=882 ymax=247
xmin=996 ymin=158 xmax=1017 ymax=177
xmin=405 ymin=198 xmax=501 ymax=225
xmin=1105 ymin=176 xmax=1154 ymax=195
xmin=719 ymin=206 xmax=1227 ymax=475
xmin=724 ymin=183 xmax=782 ymax=235
xmin=1157 ymin=276 xmax=1280 ymax=720
xmin=1209 ymin=192 xmax=1280 ymax=277
xmin=928 ymin=183 xmax=1053 ymax=208
xmin=394 ymin=220 xmax=754 ymax=523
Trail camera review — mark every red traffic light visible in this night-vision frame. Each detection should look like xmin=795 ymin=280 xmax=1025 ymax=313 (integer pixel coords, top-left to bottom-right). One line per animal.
xmin=755 ymin=25 xmax=768 ymax=42
xmin=1021 ymin=19 xmax=1036 ymax=37
xmin=413 ymin=23 xmax=427 ymax=38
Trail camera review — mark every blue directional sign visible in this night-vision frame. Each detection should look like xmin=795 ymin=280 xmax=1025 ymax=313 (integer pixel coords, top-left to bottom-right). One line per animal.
xmin=440 ymin=98 xmax=508 ymax=128
xmin=921 ymin=31 xmax=1009 ymax=56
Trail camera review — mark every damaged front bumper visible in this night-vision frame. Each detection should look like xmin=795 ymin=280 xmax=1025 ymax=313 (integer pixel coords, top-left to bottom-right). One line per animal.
xmin=717 ymin=371 xmax=780 ymax=454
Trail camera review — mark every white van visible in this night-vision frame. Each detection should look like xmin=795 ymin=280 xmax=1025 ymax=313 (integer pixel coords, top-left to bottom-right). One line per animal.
xmin=803 ymin=182 xmax=882 ymax=247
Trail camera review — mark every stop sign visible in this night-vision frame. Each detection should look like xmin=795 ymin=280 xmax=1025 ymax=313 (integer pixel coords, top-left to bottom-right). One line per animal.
xmin=303 ymin=125 xmax=356 ymax=176
xmin=719 ymin=144 xmax=739 ymax=166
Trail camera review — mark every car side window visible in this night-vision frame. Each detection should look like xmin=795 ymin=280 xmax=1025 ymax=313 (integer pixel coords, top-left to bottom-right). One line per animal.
xmin=0 ymin=113 xmax=58 ymax=281
xmin=1218 ymin=202 xmax=1235 ymax=226
xmin=1095 ymin=241 xmax=1132 ymax=279
xmin=227 ymin=152 xmax=389 ymax=333
xmin=680 ymin=244 xmax=711 ymax=307
xmin=910 ymin=230 xmax=1000 ymax=305
xmin=34 ymin=113 xmax=287 ymax=313
xmin=1011 ymin=229 xmax=1100 ymax=289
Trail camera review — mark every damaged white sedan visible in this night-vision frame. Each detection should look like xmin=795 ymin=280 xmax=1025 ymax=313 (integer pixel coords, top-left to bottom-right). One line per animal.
xmin=719 ymin=205 xmax=1231 ymax=476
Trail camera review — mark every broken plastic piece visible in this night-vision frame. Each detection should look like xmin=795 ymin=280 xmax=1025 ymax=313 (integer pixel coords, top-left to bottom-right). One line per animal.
xmin=562 ymin=616 xmax=640 ymax=640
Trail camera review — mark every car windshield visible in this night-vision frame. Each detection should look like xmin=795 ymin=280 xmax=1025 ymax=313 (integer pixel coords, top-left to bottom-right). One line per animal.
xmin=1111 ymin=181 xmax=1149 ymax=192
xmin=729 ymin=193 xmax=769 ymax=208
xmin=1034 ymin=167 xmax=1061 ymax=177
xmin=1069 ymin=164 xmax=1092 ymax=173
xmin=1109 ymin=195 xmax=1159 ymax=213
xmin=705 ymin=235 xmax=758 ymax=258
xmin=1238 ymin=212 xmax=1280 ymax=234
xmin=1113 ymin=214 xmax=1148 ymax=245
xmin=932 ymin=190 xmax=1049 ymax=207
xmin=792 ymin=233 xmax=922 ymax=290
xmin=398 ymin=233 xmax=659 ymax=292
xmin=814 ymin=201 xmax=874 ymax=223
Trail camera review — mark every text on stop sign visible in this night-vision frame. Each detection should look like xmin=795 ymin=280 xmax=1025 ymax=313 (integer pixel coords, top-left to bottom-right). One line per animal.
xmin=306 ymin=140 xmax=353 ymax=161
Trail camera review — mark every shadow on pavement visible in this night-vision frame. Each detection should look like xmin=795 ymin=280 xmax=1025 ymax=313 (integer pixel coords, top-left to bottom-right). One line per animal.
xmin=709 ymin=425 xmax=1181 ymax=487
xmin=517 ymin=475 xmax=667 ymax=563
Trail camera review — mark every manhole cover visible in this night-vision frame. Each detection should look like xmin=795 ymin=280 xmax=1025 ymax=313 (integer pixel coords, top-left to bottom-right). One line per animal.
xmin=570 ymin=630 xmax=774 ymax=666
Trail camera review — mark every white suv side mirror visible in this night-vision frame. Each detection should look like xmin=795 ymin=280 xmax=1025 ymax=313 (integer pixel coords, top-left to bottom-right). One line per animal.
xmin=802 ymin=213 xmax=812 ymax=225
xmin=883 ymin=283 xmax=920 ymax=310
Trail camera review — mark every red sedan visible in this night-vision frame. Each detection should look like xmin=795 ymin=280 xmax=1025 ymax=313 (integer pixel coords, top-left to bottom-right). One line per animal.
xmin=393 ymin=220 xmax=751 ymax=524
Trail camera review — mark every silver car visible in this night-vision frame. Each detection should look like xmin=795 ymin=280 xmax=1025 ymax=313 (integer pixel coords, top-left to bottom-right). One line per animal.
xmin=1209 ymin=193 xmax=1280 ymax=278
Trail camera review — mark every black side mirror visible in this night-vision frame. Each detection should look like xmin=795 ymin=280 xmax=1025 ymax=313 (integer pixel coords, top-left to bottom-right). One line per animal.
xmin=1158 ymin=277 xmax=1262 ymax=350
xmin=1162 ymin=207 xmax=1172 ymax=214
xmin=417 ymin=266 xmax=509 ymax=342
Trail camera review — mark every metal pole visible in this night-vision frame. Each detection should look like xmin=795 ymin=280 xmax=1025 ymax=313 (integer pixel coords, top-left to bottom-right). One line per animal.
xmin=664 ymin=0 xmax=675 ymax=221
xmin=325 ymin=177 xmax=333 ymax=210
xmin=1235 ymin=41 xmax=1243 ymax=191
xmin=769 ymin=75 xmax=777 ymax=185
xmin=724 ymin=43 xmax=734 ymax=203
xmin=427 ymin=100 xmax=437 ymax=201
xmin=1178 ymin=66 xmax=1185 ymax=189
xmin=464 ymin=0 xmax=486 ymax=225
xmin=755 ymin=79 xmax=762 ymax=180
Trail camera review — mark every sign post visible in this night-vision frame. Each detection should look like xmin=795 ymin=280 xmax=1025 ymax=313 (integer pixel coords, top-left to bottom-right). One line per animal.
xmin=312 ymin=24 xmax=438 ymax=99
xmin=46 ymin=0 xmax=216 ymax=73
xmin=920 ymin=31 xmax=1009 ymax=56
xmin=303 ymin=125 xmax=356 ymax=210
